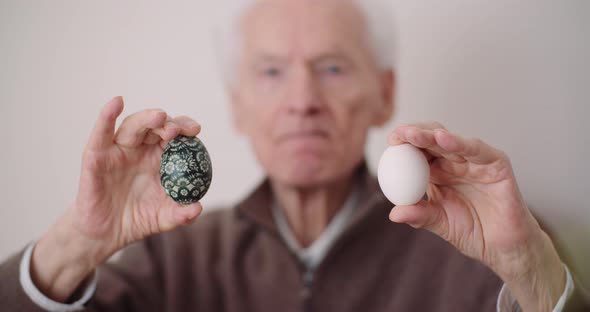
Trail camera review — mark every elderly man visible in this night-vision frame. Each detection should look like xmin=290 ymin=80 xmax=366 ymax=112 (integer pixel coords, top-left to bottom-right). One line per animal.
xmin=0 ymin=0 xmax=588 ymax=311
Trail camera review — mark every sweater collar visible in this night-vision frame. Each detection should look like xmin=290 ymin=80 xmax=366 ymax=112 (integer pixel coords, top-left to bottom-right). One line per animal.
xmin=235 ymin=161 xmax=391 ymax=236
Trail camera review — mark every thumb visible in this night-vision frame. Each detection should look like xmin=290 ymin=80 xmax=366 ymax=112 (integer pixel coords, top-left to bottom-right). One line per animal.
xmin=158 ymin=201 xmax=203 ymax=232
xmin=87 ymin=96 xmax=125 ymax=151
xmin=389 ymin=199 xmax=448 ymax=238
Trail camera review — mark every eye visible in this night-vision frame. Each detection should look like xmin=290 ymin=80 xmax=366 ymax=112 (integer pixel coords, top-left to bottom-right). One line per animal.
xmin=263 ymin=67 xmax=281 ymax=77
xmin=319 ymin=64 xmax=345 ymax=76
xmin=325 ymin=65 xmax=342 ymax=74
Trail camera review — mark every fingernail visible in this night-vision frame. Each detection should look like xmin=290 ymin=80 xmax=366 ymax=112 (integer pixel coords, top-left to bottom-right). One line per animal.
xmin=165 ymin=126 xmax=180 ymax=137
xmin=389 ymin=132 xmax=401 ymax=144
xmin=184 ymin=121 xmax=201 ymax=130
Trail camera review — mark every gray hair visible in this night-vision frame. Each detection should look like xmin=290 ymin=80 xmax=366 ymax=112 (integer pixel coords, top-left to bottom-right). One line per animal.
xmin=212 ymin=0 xmax=396 ymax=85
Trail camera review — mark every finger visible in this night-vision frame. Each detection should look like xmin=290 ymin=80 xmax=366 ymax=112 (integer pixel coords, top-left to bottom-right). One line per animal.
xmin=434 ymin=129 xmax=504 ymax=165
xmin=389 ymin=201 xmax=445 ymax=232
xmin=151 ymin=116 xmax=202 ymax=150
xmin=172 ymin=202 xmax=203 ymax=224
xmin=143 ymin=132 xmax=161 ymax=145
xmin=152 ymin=116 xmax=201 ymax=141
xmin=388 ymin=121 xmax=446 ymax=146
xmin=398 ymin=121 xmax=447 ymax=131
xmin=430 ymin=150 xmax=510 ymax=184
xmin=151 ymin=121 xmax=181 ymax=143
xmin=143 ymin=118 xmax=179 ymax=145
xmin=87 ymin=96 xmax=125 ymax=151
xmin=158 ymin=201 xmax=203 ymax=232
xmin=171 ymin=116 xmax=201 ymax=137
xmin=428 ymin=158 xmax=468 ymax=185
xmin=389 ymin=185 xmax=449 ymax=237
xmin=114 ymin=109 xmax=168 ymax=147
xmin=397 ymin=127 xmax=444 ymax=161
xmin=393 ymin=126 xmax=466 ymax=163
xmin=160 ymin=139 xmax=170 ymax=150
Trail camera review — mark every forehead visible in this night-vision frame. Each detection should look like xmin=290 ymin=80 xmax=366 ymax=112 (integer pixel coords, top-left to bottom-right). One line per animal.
xmin=239 ymin=0 xmax=371 ymax=61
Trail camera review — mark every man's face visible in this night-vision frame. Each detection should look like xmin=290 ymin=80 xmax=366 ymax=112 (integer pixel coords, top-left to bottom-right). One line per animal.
xmin=231 ymin=0 xmax=394 ymax=188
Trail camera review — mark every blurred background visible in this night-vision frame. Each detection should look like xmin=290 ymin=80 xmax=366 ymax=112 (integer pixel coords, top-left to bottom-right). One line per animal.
xmin=1 ymin=0 xmax=588 ymax=287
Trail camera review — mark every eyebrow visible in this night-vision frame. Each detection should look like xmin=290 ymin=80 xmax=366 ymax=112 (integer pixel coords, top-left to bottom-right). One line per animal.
xmin=314 ymin=54 xmax=352 ymax=64
xmin=250 ymin=54 xmax=287 ymax=63
xmin=251 ymin=52 xmax=352 ymax=64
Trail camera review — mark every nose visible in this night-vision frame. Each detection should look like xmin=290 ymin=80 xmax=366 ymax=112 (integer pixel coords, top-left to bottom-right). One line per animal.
xmin=284 ymin=66 xmax=323 ymax=116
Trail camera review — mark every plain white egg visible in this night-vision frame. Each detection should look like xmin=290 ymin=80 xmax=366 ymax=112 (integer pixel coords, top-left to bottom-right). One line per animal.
xmin=377 ymin=144 xmax=430 ymax=206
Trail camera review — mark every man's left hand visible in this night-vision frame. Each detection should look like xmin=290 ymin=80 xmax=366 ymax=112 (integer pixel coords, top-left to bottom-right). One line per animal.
xmin=387 ymin=121 xmax=566 ymax=312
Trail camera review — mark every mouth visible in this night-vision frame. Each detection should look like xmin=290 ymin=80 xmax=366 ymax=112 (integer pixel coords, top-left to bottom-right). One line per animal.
xmin=278 ymin=129 xmax=329 ymax=142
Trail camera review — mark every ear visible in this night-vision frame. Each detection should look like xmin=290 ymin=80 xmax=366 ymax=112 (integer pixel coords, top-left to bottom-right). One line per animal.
xmin=372 ymin=69 xmax=395 ymax=127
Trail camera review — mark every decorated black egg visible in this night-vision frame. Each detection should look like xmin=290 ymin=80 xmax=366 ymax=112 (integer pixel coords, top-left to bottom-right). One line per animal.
xmin=160 ymin=135 xmax=212 ymax=204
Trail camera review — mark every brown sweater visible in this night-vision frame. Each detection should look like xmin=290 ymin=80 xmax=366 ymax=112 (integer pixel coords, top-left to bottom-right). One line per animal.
xmin=1 ymin=167 xmax=589 ymax=311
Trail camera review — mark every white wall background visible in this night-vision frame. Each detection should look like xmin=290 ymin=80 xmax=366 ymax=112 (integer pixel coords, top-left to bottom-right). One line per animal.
xmin=1 ymin=1 xmax=588 ymax=286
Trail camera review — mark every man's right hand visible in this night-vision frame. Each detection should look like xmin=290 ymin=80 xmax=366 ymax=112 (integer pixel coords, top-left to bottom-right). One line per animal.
xmin=29 ymin=97 xmax=203 ymax=302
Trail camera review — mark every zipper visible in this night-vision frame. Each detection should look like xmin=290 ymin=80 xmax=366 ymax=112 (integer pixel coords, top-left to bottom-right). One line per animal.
xmin=297 ymin=193 xmax=387 ymax=312
xmin=299 ymin=267 xmax=315 ymax=312
xmin=261 ymin=231 xmax=316 ymax=312
xmin=305 ymin=193 xmax=386 ymax=283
